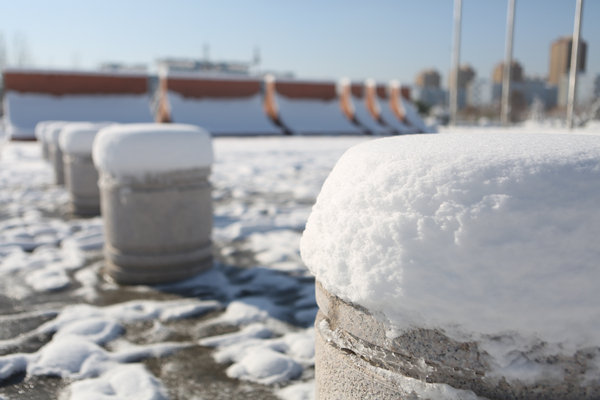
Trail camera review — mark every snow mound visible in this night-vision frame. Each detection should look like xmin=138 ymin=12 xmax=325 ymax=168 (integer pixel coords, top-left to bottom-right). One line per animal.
xmin=58 ymin=122 xmax=115 ymax=155
xmin=277 ymin=380 xmax=315 ymax=400
xmin=301 ymin=132 xmax=600 ymax=349
xmin=201 ymin=318 xmax=314 ymax=385
xmin=68 ymin=364 xmax=168 ymax=400
xmin=92 ymin=123 xmax=213 ymax=179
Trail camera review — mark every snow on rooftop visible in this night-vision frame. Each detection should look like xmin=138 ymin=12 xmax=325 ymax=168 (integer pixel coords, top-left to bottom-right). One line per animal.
xmin=4 ymin=92 xmax=153 ymax=140
xmin=58 ymin=122 xmax=115 ymax=155
xmin=276 ymin=97 xmax=362 ymax=135
xmin=167 ymin=92 xmax=281 ymax=135
xmin=92 ymin=123 xmax=213 ymax=179
xmin=301 ymin=132 xmax=600 ymax=351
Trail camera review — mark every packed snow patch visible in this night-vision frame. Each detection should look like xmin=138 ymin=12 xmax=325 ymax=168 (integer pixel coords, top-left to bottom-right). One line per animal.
xmin=277 ymin=380 xmax=315 ymax=400
xmin=200 ymin=318 xmax=315 ymax=385
xmin=302 ymin=132 xmax=600 ymax=351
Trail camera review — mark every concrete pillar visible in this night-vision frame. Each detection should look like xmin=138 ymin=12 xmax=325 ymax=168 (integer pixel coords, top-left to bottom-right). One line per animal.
xmin=59 ymin=122 xmax=113 ymax=216
xmin=301 ymin=134 xmax=600 ymax=400
xmin=92 ymin=123 xmax=214 ymax=285
xmin=45 ymin=122 xmax=69 ymax=185
xmin=35 ymin=121 xmax=58 ymax=161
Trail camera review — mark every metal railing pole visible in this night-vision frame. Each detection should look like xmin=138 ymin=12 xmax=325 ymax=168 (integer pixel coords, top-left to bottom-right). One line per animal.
xmin=449 ymin=0 xmax=462 ymax=126
xmin=567 ymin=0 xmax=584 ymax=130
xmin=501 ymin=0 xmax=516 ymax=127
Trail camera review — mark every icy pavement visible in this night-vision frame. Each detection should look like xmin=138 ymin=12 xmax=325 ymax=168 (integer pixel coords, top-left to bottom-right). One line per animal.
xmin=0 ymin=136 xmax=371 ymax=400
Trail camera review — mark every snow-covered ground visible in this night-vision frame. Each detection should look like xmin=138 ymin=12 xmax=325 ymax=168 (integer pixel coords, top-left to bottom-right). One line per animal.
xmin=1 ymin=124 xmax=599 ymax=399
xmin=0 ymin=135 xmax=371 ymax=400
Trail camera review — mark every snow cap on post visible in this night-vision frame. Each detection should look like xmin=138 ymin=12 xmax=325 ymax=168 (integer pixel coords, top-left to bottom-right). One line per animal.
xmin=92 ymin=123 xmax=213 ymax=180
xmin=59 ymin=122 xmax=115 ymax=155
xmin=45 ymin=121 xmax=69 ymax=145
xmin=301 ymin=132 xmax=600 ymax=348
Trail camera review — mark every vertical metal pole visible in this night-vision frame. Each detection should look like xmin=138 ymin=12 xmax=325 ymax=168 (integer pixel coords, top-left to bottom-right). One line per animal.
xmin=567 ymin=0 xmax=584 ymax=129
xmin=501 ymin=0 xmax=516 ymax=127
xmin=450 ymin=0 xmax=462 ymax=126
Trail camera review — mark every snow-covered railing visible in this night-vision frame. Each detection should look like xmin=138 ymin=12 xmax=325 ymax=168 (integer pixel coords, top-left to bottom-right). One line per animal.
xmin=266 ymin=77 xmax=363 ymax=135
xmin=2 ymin=68 xmax=153 ymax=140
xmin=365 ymin=80 xmax=415 ymax=135
xmin=301 ymin=133 xmax=600 ymax=399
xmin=93 ymin=123 xmax=214 ymax=284
xmin=157 ymin=72 xmax=282 ymax=135
xmin=59 ymin=122 xmax=114 ymax=216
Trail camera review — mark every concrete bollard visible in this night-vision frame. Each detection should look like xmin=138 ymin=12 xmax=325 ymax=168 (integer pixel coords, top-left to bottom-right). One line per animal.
xmin=58 ymin=122 xmax=114 ymax=216
xmin=93 ymin=123 xmax=214 ymax=285
xmin=45 ymin=121 xmax=69 ymax=184
xmin=35 ymin=121 xmax=61 ymax=161
xmin=301 ymin=133 xmax=600 ymax=399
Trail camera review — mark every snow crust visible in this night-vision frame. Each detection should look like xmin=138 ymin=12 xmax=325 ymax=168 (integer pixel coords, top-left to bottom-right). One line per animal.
xmin=301 ymin=133 xmax=600 ymax=351
xmin=58 ymin=122 xmax=115 ymax=155
xmin=0 ymin=138 xmax=369 ymax=398
xmin=92 ymin=123 xmax=213 ymax=179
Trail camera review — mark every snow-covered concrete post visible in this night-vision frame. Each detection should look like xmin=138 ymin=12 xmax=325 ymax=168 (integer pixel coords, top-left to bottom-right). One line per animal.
xmin=301 ymin=133 xmax=600 ymax=399
xmin=35 ymin=121 xmax=58 ymax=161
xmin=93 ymin=123 xmax=214 ymax=285
xmin=45 ymin=121 xmax=69 ymax=185
xmin=59 ymin=122 xmax=113 ymax=216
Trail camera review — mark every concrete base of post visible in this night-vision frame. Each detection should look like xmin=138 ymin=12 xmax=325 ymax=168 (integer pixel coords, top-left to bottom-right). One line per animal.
xmin=42 ymin=141 xmax=50 ymax=161
xmin=63 ymin=154 xmax=101 ymax=216
xmin=315 ymin=281 xmax=600 ymax=400
xmin=101 ymin=168 xmax=213 ymax=285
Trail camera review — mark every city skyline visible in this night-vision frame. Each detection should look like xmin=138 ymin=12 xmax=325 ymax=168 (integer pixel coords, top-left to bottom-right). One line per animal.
xmin=0 ymin=0 xmax=599 ymax=86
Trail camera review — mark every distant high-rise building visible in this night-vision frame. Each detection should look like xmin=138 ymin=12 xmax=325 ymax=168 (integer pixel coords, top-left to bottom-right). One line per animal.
xmin=449 ymin=64 xmax=476 ymax=90
xmin=548 ymin=36 xmax=587 ymax=86
xmin=415 ymin=69 xmax=441 ymax=88
xmin=447 ymin=64 xmax=476 ymax=110
xmin=492 ymin=61 xmax=524 ymax=84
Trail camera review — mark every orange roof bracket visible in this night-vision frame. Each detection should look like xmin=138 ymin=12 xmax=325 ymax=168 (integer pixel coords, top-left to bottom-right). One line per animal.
xmin=155 ymin=74 xmax=172 ymax=123
xmin=338 ymin=78 xmax=355 ymax=122
xmin=364 ymin=79 xmax=382 ymax=123
xmin=389 ymin=80 xmax=407 ymax=123
xmin=263 ymin=75 xmax=279 ymax=122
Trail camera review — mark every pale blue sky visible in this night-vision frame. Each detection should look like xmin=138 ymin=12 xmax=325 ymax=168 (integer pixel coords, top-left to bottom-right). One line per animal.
xmin=1 ymin=0 xmax=598 ymax=86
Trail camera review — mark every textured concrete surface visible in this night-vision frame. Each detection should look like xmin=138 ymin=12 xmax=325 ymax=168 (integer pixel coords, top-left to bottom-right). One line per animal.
xmin=63 ymin=154 xmax=101 ymax=216
xmin=100 ymin=167 xmax=213 ymax=285
xmin=316 ymin=311 xmax=416 ymax=400
xmin=316 ymin=282 xmax=600 ymax=400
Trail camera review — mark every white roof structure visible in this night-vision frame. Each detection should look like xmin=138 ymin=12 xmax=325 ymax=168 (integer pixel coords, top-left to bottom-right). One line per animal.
xmin=366 ymin=80 xmax=415 ymax=135
xmin=2 ymin=68 xmax=153 ymax=140
xmin=339 ymin=79 xmax=390 ymax=135
xmin=267 ymin=78 xmax=362 ymax=135
xmin=160 ymin=72 xmax=281 ymax=136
